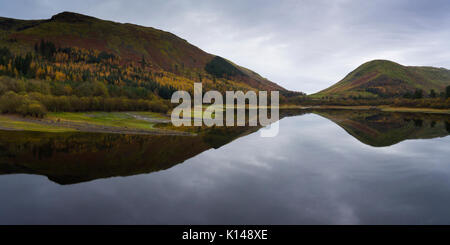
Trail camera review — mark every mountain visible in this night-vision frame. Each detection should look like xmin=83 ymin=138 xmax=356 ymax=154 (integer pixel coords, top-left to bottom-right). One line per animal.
xmin=313 ymin=60 xmax=450 ymax=98
xmin=0 ymin=11 xmax=286 ymax=94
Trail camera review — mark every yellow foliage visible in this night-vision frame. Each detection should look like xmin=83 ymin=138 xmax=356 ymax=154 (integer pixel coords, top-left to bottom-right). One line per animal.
xmin=55 ymin=71 xmax=66 ymax=81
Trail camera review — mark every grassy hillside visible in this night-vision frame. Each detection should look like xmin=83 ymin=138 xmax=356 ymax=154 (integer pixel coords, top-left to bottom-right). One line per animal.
xmin=0 ymin=11 xmax=286 ymax=93
xmin=313 ymin=60 xmax=450 ymax=98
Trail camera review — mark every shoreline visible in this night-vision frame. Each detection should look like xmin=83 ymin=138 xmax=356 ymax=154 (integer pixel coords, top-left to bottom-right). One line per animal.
xmin=0 ymin=106 xmax=448 ymax=134
xmin=279 ymin=105 xmax=450 ymax=114
xmin=0 ymin=113 xmax=193 ymax=136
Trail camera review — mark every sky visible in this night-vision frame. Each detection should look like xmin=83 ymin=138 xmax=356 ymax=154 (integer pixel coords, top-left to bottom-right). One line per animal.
xmin=1 ymin=0 xmax=450 ymax=94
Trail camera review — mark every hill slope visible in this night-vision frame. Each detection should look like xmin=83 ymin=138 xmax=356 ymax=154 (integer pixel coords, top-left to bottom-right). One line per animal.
xmin=313 ymin=60 xmax=450 ymax=98
xmin=0 ymin=11 xmax=286 ymax=93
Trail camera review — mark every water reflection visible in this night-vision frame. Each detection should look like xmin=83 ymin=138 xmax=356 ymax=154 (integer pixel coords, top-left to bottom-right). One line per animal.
xmin=0 ymin=126 xmax=260 ymax=184
xmin=0 ymin=110 xmax=449 ymax=224
xmin=315 ymin=110 xmax=450 ymax=147
xmin=0 ymin=110 xmax=449 ymax=185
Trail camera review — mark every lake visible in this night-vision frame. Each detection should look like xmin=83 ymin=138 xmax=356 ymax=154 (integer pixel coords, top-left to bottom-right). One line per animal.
xmin=0 ymin=110 xmax=449 ymax=224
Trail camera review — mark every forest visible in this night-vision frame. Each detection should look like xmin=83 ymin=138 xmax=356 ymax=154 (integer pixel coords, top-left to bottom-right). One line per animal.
xmin=0 ymin=41 xmax=179 ymax=117
xmin=287 ymin=92 xmax=450 ymax=109
xmin=1 ymin=40 xmax=449 ymax=119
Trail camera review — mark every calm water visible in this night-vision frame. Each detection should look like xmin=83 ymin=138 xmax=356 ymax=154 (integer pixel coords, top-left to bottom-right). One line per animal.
xmin=0 ymin=110 xmax=450 ymax=224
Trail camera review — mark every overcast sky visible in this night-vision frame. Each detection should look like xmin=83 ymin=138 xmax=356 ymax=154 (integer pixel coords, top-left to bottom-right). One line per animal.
xmin=1 ymin=0 xmax=449 ymax=94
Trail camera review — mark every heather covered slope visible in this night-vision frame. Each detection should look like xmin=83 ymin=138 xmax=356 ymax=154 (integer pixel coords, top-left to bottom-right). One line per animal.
xmin=313 ymin=60 xmax=450 ymax=98
xmin=0 ymin=11 xmax=285 ymax=92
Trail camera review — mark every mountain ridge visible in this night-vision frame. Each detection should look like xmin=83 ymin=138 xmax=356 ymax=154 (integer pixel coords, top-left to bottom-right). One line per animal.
xmin=0 ymin=11 xmax=287 ymax=93
xmin=313 ymin=59 xmax=450 ymax=98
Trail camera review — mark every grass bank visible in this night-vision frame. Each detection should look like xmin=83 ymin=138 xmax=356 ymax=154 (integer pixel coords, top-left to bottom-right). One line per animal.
xmin=0 ymin=112 xmax=189 ymax=135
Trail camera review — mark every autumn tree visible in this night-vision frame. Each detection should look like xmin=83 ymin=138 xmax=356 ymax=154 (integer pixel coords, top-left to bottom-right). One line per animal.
xmin=429 ymin=89 xmax=436 ymax=98
xmin=413 ymin=89 xmax=423 ymax=99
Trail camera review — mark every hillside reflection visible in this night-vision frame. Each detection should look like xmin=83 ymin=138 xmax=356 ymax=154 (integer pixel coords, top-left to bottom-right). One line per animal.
xmin=0 ymin=110 xmax=448 ymax=185
xmin=315 ymin=110 xmax=450 ymax=147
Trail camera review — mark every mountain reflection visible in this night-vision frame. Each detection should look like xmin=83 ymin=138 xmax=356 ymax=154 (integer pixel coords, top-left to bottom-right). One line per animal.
xmin=315 ymin=110 xmax=450 ymax=147
xmin=0 ymin=126 xmax=260 ymax=185
xmin=0 ymin=110 xmax=448 ymax=185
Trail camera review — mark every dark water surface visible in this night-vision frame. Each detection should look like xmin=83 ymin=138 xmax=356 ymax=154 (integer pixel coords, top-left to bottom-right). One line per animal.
xmin=0 ymin=110 xmax=449 ymax=224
